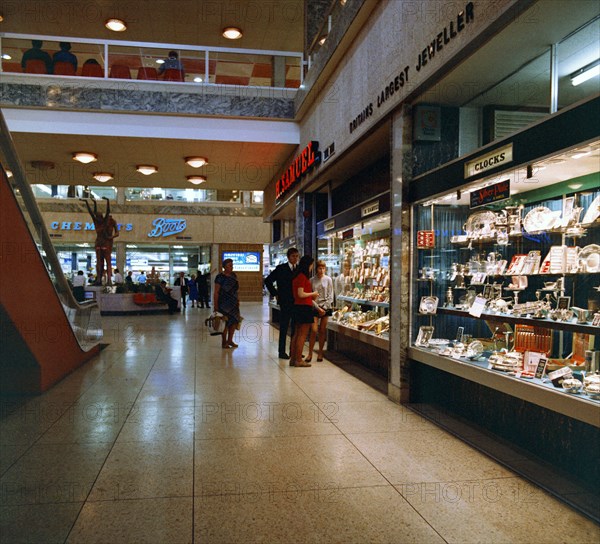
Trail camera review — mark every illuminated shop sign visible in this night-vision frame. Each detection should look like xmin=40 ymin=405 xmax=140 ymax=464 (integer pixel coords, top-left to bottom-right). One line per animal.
xmin=275 ymin=141 xmax=321 ymax=200
xmin=470 ymin=179 xmax=510 ymax=208
xmin=147 ymin=218 xmax=187 ymax=238
xmin=361 ymin=201 xmax=380 ymax=217
xmin=50 ymin=221 xmax=133 ymax=231
xmin=464 ymin=144 xmax=513 ymax=178
xmin=349 ymin=2 xmax=475 ymax=134
xmin=222 ymin=251 xmax=261 ymax=272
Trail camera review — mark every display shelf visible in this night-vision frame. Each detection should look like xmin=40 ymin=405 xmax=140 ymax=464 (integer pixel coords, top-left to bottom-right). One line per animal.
xmin=327 ymin=321 xmax=389 ymax=350
xmin=437 ymin=306 xmax=599 ymax=335
xmin=408 ymin=346 xmax=600 ymax=426
xmin=337 ymin=294 xmax=389 ymax=308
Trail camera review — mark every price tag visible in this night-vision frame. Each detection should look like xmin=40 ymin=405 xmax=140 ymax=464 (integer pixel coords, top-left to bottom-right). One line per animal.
xmin=469 ymin=296 xmax=487 ymax=318
xmin=417 ymin=230 xmax=435 ymax=249
xmin=534 ymin=357 xmax=548 ymax=379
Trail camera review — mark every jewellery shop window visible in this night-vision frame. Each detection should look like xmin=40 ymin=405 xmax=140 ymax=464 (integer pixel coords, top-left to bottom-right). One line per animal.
xmin=412 ymin=148 xmax=600 ymax=404
xmin=320 ymin=213 xmax=391 ymax=338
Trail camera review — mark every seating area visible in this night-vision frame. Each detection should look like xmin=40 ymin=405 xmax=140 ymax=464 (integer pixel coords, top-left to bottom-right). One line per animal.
xmin=133 ymin=293 xmax=165 ymax=305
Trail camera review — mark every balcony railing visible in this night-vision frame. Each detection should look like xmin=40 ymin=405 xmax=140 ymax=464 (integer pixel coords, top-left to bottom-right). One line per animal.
xmin=0 ymin=32 xmax=304 ymax=90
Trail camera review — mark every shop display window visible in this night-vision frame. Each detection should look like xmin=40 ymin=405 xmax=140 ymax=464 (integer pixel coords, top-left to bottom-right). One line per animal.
xmin=320 ymin=213 xmax=390 ymax=339
xmin=411 ymin=142 xmax=600 ymax=406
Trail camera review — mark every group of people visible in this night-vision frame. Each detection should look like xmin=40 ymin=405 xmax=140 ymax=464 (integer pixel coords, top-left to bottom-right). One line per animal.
xmin=21 ymin=40 xmax=185 ymax=80
xmin=264 ymin=248 xmax=334 ymax=367
xmin=21 ymin=40 xmax=78 ymax=74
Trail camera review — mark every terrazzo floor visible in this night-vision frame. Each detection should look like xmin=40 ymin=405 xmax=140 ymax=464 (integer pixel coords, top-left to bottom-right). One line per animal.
xmin=1 ymin=302 xmax=598 ymax=543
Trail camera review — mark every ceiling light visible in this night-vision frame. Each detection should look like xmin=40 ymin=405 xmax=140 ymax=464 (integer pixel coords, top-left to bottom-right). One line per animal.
xmin=136 ymin=165 xmax=158 ymax=175
xmin=105 ymin=18 xmax=127 ymax=32
xmin=572 ymin=150 xmax=591 ymax=159
xmin=570 ymin=59 xmax=600 ymax=86
xmin=223 ymin=27 xmax=243 ymax=39
xmin=93 ymin=172 xmax=114 ymax=183
xmin=187 ymin=175 xmax=206 ymax=185
xmin=318 ymin=35 xmax=327 ymax=46
xmin=156 ymin=59 xmax=165 ymax=64
xmin=185 ymin=157 xmax=207 ymax=168
xmin=1 ymin=54 xmax=11 ymax=60
xmin=6 ymin=169 xmax=13 ymax=177
xmin=73 ymin=152 xmax=97 ymax=164
xmin=193 ymin=77 xmax=203 ymax=83
xmin=568 ymin=183 xmax=583 ymax=190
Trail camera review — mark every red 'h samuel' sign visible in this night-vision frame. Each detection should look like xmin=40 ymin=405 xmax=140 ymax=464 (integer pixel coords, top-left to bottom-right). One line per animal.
xmin=276 ymin=141 xmax=321 ymax=200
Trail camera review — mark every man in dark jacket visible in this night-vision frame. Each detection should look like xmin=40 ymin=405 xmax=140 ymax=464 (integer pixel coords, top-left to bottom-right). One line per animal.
xmin=264 ymin=248 xmax=300 ymax=359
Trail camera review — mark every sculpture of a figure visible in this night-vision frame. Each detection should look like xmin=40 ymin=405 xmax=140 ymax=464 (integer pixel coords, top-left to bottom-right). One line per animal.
xmin=81 ymin=197 xmax=119 ymax=285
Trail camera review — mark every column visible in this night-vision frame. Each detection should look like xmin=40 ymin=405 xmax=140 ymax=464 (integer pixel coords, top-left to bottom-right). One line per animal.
xmin=115 ymin=242 xmax=126 ymax=275
xmin=389 ymin=104 xmax=413 ymax=404
xmin=272 ymin=56 xmax=287 ymax=88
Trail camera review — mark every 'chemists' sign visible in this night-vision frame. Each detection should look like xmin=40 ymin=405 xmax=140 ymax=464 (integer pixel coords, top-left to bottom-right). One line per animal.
xmin=464 ymin=144 xmax=513 ymax=178
xmin=148 ymin=218 xmax=187 ymax=237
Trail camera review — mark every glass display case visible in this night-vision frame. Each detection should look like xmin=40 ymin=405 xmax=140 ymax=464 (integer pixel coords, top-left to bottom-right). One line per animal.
xmin=410 ymin=166 xmax=600 ymax=416
xmin=319 ymin=213 xmax=390 ymax=348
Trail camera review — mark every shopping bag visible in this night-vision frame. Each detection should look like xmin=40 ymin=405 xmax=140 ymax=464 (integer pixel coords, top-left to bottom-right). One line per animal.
xmin=205 ymin=312 xmax=227 ymax=335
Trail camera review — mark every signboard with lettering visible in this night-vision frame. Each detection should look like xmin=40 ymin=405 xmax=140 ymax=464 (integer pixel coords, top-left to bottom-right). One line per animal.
xmin=324 ymin=220 xmax=335 ymax=231
xmin=465 ymin=144 xmax=513 ymax=178
xmin=470 ymin=179 xmax=510 ymax=209
xmin=361 ymin=201 xmax=380 ymax=217
xmin=275 ymin=141 xmax=321 ymax=201
xmin=147 ymin=218 xmax=187 ymax=238
xmin=222 ymin=251 xmax=261 ymax=272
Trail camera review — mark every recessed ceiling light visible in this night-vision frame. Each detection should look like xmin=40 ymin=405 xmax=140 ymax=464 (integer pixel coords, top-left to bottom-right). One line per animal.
xmin=136 ymin=165 xmax=158 ymax=175
xmin=5 ymin=169 xmax=13 ymax=178
xmin=222 ymin=27 xmax=242 ymax=39
xmin=93 ymin=172 xmax=113 ymax=183
xmin=73 ymin=152 xmax=97 ymax=164
xmin=187 ymin=175 xmax=206 ymax=185
xmin=105 ymin=18 xmax=127 ymax=32
xmin=156 ymin=59 xmax=165 ymax=64
xmin=193 ymin=77 xmax=203 ymax=83
xmin=318 ymin=35 xmax=327 ymax=46
xmin=568 ymin=183 xmax=583 ymax=190
xmin=185 ymin=157 xmax=208 ymax=168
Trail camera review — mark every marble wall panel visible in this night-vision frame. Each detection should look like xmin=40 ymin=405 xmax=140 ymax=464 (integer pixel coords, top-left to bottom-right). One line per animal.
xmin=0 ymin=82 xmax=294 ymax=119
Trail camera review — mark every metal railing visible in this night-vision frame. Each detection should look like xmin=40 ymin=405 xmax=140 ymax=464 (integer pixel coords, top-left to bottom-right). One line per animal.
xmin=0 ymin=32 xmax=304 ymax=90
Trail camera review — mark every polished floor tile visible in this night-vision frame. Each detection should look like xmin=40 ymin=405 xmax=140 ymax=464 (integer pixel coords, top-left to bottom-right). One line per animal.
xmin=397 ymin=477 xmax=600 ymax=544
xmin=1 ymin=302 xmax=597 ymax=543
xmin=195 ymin=485 xmax=445 ymax=544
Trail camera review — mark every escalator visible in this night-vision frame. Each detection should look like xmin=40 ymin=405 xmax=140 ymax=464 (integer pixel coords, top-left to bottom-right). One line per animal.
xmin=0 ymin=112 xmax=102 ymax=394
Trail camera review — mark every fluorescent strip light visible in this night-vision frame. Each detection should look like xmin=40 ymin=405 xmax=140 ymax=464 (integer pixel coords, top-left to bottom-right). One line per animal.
xmin=571 ymin=59 xmax=600 ymax=86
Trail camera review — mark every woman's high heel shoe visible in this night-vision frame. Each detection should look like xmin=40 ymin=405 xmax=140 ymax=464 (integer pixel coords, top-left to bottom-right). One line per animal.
xmin=304 ymin=354 xmax=313 ymax=363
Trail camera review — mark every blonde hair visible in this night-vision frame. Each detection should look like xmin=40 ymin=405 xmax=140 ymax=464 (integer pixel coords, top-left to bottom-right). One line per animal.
xmin=316 ymin=260 xmax=326 ymax=268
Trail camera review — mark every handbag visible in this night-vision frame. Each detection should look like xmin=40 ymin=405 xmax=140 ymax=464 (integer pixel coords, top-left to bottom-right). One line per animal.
xmin=320 ymin=307 xmax=333 ymax=317
xmin=205 ymin=312 xmax=227 ymax=335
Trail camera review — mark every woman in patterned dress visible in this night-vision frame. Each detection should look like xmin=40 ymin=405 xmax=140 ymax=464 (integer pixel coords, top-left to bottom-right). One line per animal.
xmin=213 ymin=258 xmax=241 ymax=348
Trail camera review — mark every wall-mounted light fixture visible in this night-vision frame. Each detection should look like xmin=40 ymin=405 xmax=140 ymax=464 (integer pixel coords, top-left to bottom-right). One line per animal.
xmin=570 ymin=59 xmax=600 ymax=86
xmin=72 ymin=152 xmax=97 ymax=164
xmin=136 ymin=165 xmax=158 ymax=175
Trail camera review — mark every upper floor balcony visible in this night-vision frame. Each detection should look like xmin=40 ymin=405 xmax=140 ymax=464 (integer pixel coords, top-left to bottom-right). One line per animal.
xmin=0 ymin=33 xmax=302 ymax=119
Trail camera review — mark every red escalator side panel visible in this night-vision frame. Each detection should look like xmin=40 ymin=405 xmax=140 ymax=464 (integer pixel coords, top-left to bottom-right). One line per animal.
xmin=0 ymin=170 xmax=99 ymax=392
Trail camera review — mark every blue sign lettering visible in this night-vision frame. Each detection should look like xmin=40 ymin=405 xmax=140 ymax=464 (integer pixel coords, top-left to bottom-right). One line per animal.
xmin=148 ymin=218 xmax=187 ymax=238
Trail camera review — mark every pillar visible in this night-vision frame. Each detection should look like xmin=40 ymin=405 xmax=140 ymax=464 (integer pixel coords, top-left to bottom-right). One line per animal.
xmin=389 ymin=104 xmax=413 ymax=404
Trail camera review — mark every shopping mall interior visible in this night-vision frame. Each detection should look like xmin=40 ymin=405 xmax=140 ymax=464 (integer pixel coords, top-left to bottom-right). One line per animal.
xmin=1 ymin=1 xmax=599 ymax=542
